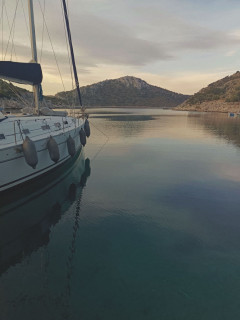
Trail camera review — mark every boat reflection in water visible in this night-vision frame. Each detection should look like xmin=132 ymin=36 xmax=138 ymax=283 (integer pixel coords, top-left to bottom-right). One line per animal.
xmin=0 ymin=150 xmax=91 ymax=276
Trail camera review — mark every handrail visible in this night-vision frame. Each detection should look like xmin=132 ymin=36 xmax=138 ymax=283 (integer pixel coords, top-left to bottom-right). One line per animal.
xmin=13 ymin=121 xmax=17 ymax=145
xmin=0 ymin=117 xmax=81 ymax=146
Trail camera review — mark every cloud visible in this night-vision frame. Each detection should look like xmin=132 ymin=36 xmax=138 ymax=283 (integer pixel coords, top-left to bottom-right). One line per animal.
xmin=225 ymin=50 xmax=237 ymax=57
xmin=172 ymin=30 xmax=239 ymax=51
xmin=2 ymin=0 xmax=240 ymax=95
xmin=6 ymin=1 xmax=240 ymax=67
xmin=129 ymin=6 xmax=240 ymax=52
xmin=38 ymin=11 xmax=172 ymax=67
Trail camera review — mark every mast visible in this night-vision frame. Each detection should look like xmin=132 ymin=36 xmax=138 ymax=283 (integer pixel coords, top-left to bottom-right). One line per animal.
xmin=28 ymin=0 xmax=40 ymax=113
xmin=62 ymin=0 xmax=83 ymax=108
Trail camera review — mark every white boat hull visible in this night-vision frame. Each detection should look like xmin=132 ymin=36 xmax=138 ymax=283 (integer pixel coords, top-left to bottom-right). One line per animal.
xmin=0 ymin=115 xmax=86 ymax=192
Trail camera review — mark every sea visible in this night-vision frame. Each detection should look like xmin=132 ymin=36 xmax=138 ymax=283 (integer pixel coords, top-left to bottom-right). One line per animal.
xmin=1 ymin=108 xmax=240 ymax=320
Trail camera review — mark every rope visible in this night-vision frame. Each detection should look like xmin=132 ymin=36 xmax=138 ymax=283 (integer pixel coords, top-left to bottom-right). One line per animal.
xmin=65 ymin=0 xmax=76 ymax=116
xmin=91 ymin=135 xmax=109 ymax=163
xmin=20 ymin=0 xmax=30 ymax=42
xmin=37 ymin=0 xmax=71 ymax=108
xmin=4 ymin=0 xmax=20 ymax=61
xmin=1 ymin=0 xmax=4 ymax=60
xmin=7 ymin=81 xmax=32 ymax=108
xmin=10 ymin=0 xmax=18 ymax=61
xmin=39 ymin=0 xmax=45 ymax=63
xmin=87 ymin=118 xmax=110 ymax=162
xmin=61 ymin=0 xmax=83 ymax=108
xmin=63 ymin=158 xmax=90 ymax=316
xmin=2 ymin=2 xmax=17 ymax=61
xmin=60 ymin=0 xmax=75 ymax=117
xmin=60 ymin=0 xmax=74 ymax=94
xmin=89 ymin=118 xmax=109 ymax=139
xmin=65 ymin=194 xmax=81 ymax=297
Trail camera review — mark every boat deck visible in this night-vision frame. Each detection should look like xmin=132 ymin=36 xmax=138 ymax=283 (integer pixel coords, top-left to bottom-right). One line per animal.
xmin=0 ymin=115 xmax=84 ymax=149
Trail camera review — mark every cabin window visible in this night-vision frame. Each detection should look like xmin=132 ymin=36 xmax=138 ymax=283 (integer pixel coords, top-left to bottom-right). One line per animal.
xmin=54 ymin=122 xmax=61 ymax=128
xmin=22 ymin=129 xmax=30 ymax=134
xmin=0 ymin=134 xmax=5 ymax=140
xmin=41 ymin=125 xmax=50 ymax=130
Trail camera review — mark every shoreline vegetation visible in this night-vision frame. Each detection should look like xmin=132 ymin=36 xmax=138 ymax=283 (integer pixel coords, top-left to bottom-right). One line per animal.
xmin=175 ymin=71 xmax=240 ymax=113
xmin=2 ymin=72 xmax=240 ymax=113
xmin=0 ymin=76 xmax=189 ymax=111
xmin=175 ymin=100 xmax=240 ymax=113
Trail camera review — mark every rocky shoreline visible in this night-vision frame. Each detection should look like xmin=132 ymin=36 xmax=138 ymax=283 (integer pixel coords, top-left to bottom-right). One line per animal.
xmin=175 ymin=100 xmax=240 ymax=113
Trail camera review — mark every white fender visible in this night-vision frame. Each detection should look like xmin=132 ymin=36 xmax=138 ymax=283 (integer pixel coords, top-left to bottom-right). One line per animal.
xmin=67 ymin=135 xmax=76 ymax=157
xmin=47 ymin=136 xmax=60 ymax=163
xmin=22 ymin=136 xmax=38 ymax=169
xmin=79 ymin=128 xmax=86 ymax=146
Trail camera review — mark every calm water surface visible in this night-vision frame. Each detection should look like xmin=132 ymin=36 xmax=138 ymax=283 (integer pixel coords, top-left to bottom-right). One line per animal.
xmin=1 ymin=109 xmax=240 ymax=319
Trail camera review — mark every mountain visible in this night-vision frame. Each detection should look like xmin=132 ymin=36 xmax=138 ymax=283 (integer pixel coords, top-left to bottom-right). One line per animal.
xmin=56 ymin=76 xmax=190 ymax=108
xmin=0 ymin=76 xmax=190 ymax=109
xmin=0 ymin=80 xmax=55 ymax=110
xmin=0 ymin=79 xmax=32 ymax=109
xmin=176 ymin=71 xmax=240 ymax=112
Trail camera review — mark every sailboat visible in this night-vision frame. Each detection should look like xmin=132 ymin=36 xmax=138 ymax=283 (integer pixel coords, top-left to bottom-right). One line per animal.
xmin=0 ymin=0 xmax=90 ymax=193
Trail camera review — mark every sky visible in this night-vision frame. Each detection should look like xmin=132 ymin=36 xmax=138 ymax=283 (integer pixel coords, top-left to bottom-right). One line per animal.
xmin=2 ymin=0 xmax=240 ymax=95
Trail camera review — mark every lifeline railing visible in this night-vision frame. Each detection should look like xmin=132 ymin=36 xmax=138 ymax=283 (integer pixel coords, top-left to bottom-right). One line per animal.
xmin=0 ymin=117 xmax=82 ymax=146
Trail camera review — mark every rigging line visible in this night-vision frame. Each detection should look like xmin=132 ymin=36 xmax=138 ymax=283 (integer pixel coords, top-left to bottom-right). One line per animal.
xmin=63 ymin=0 xmax=78 ymax=115
xmin=4 ymin=2 xmax=18 ymax=62
xmin=60 ymin=0 xmax=74 ymax=103
xmin=20 ymin=0 xmax=30 ymax=42
xmin=66 ymin=0 xmax=74 ymax=91
xmin=6 ymin=82 xmax=32 ymax=108
xmin=1 ymin=0 xmax=4 ymax=60
xmin=2 ymin=2 xmax=17 ymax=60
xmin=4 ymin=0 xmax=19 ymax=61
xmin=62 ymin=0 xmax=83 ymax=108
xmin=39 ymin=0 xmax=45 ymax=63
xmin=37 ymin=0 xmax=71 ymax=108
xmin=66 ymin=0 xmax=73 ymax=113
xmin=10 ymin=0 xmax=18 ymax=61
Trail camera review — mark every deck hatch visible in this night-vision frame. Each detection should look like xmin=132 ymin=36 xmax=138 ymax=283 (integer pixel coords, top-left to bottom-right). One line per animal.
xmin=41 ymin=125 xmax=50 ymax=130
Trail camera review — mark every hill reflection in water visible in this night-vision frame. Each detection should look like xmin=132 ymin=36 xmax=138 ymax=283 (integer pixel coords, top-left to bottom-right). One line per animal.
xmin=187 ymin=112 xmax=240 ymax=147
xmin=2 ymin=109 xmax=240 ymax=320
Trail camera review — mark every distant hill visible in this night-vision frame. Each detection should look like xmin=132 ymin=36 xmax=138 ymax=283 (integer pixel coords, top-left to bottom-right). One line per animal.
xmin=56 ymin=76 xmax=190 ymax=108
xmin=0 ymin=76 xmax=190 ymax=109
xmin=0 ymin=80 xmax=58 ymax=110
xmin=0 ymin=79 xmax=33 ymax=109
xmin=176 ymin=71 xmax=240 ymax=112
xmin=0 ymin=79 xmax=28 ymax=99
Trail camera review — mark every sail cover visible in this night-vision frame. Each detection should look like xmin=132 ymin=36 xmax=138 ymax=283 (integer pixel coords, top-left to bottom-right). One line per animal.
xmin=0 ymin=61 xmax=42 ymax=85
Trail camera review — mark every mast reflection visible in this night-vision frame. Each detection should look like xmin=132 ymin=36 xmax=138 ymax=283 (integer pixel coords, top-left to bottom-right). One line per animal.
xmin=0 ymin=152 xmax=91 ymax=276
